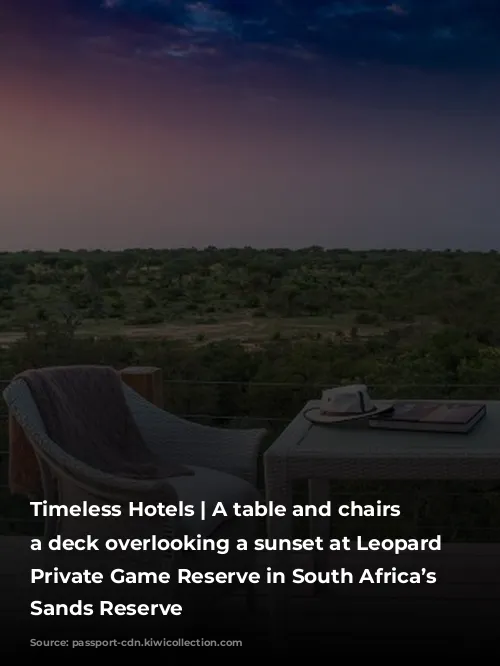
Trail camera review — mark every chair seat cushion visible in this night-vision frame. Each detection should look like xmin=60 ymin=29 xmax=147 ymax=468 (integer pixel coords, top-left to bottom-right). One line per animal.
xmin=168 ymin=465 xmax=260 ymax=536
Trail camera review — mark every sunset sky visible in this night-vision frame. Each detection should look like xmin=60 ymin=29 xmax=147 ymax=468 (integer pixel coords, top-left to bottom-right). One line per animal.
xmin=1 ymin=1 xmax=500 ymax=251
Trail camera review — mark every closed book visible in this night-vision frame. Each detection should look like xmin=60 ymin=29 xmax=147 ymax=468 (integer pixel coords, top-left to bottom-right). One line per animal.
xmin=369 ymin=402 xmax=486 ymax=433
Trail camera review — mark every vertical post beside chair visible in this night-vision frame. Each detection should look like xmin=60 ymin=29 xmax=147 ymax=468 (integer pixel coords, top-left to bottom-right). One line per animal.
xmin=120 ymin=366 xmax=164 ymax=408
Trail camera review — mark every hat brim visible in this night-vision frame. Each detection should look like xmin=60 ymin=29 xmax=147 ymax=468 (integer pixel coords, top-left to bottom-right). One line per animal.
xmin=303 ymin=402 xmax=394 ymax=425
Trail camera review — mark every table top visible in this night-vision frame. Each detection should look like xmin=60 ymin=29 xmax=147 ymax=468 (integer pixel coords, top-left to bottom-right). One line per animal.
xmin=265 ymin=399 xmax=500 ymax=461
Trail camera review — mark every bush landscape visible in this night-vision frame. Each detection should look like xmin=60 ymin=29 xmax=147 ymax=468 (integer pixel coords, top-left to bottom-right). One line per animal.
xmin=2 ymin=247 xmax=500 ymax=539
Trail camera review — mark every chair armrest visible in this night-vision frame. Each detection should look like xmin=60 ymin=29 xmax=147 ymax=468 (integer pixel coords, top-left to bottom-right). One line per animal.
xmin=125 ymin=386 xmax=267 ymax=485
xmin=43 ymin=464 xmax=182 ymax=603
xmin=53 ymin=453 xmax=182 ymax=503
xmin=22 ymin=441 xmax=182 ymax=567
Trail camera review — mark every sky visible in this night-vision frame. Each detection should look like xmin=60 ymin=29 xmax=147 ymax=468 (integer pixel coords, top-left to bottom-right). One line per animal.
xmin=1 ymin=1 xmax=500 ymax=251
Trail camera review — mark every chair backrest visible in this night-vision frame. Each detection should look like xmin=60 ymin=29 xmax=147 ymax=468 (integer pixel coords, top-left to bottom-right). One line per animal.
xmin=4 ymin=378 xmax=147 ymax=453
xmin=4 ymin=385 xmax=181 ymax=605
xmin=3 ymin=378 xmax=180 ymax=545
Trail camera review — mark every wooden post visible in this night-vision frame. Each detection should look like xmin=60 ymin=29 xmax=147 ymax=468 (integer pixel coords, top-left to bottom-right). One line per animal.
xmin=120 ymin=366 xmax=164 ymax=408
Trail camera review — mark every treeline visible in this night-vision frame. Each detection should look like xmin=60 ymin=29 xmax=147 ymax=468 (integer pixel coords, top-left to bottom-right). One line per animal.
xmin=1 ymin=248 xmax=500 ymax=340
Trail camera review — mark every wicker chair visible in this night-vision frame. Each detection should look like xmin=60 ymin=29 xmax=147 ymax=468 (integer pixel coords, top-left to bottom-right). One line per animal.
xmin=3 ymin=378 xmax=267 ymax=630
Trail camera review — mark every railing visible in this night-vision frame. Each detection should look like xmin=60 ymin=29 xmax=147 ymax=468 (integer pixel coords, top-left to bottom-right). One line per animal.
xmin=2 ymin=377 xmax=500 ymax=540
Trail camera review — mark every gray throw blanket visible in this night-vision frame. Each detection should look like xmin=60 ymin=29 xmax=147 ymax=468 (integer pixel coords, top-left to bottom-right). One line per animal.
xmin=18 ymin=366 xmax=193 ymax=479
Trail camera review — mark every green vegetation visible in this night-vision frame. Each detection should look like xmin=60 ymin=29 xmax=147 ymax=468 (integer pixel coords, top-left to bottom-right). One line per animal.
xmin=0 ymin=246 xmax=499 ymax=340
xmin=1 ymin=247 xmax=500 ymax=539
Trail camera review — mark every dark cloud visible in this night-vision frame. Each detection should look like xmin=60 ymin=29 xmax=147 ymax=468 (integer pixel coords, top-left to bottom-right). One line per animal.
xmin=90 ymin=1 xmax=500 ymax=70
xmin=6 ymin=1 xmax=500 ymax=74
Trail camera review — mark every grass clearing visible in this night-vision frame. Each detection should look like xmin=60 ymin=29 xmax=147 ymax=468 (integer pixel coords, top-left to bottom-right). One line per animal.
xmin=0 ymin=313 xmax=435 ymax=347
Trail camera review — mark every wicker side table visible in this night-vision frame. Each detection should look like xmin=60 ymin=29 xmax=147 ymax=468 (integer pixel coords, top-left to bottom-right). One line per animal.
xmin=264 ymin=399 xmax=500 ymax=646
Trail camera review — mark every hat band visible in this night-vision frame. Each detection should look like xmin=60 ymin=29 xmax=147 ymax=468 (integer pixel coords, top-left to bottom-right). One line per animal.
xmin=321 ymin=406 xmax=377 ymax=416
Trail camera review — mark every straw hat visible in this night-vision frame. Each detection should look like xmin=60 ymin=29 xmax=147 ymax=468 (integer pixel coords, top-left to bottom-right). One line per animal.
xmin=304 ymin=384 xmax=393 ymax=425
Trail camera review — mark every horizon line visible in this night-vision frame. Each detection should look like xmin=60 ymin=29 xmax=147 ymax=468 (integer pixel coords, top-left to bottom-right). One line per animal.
xmin=0 ymin=247 xmax=498 ymax=255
